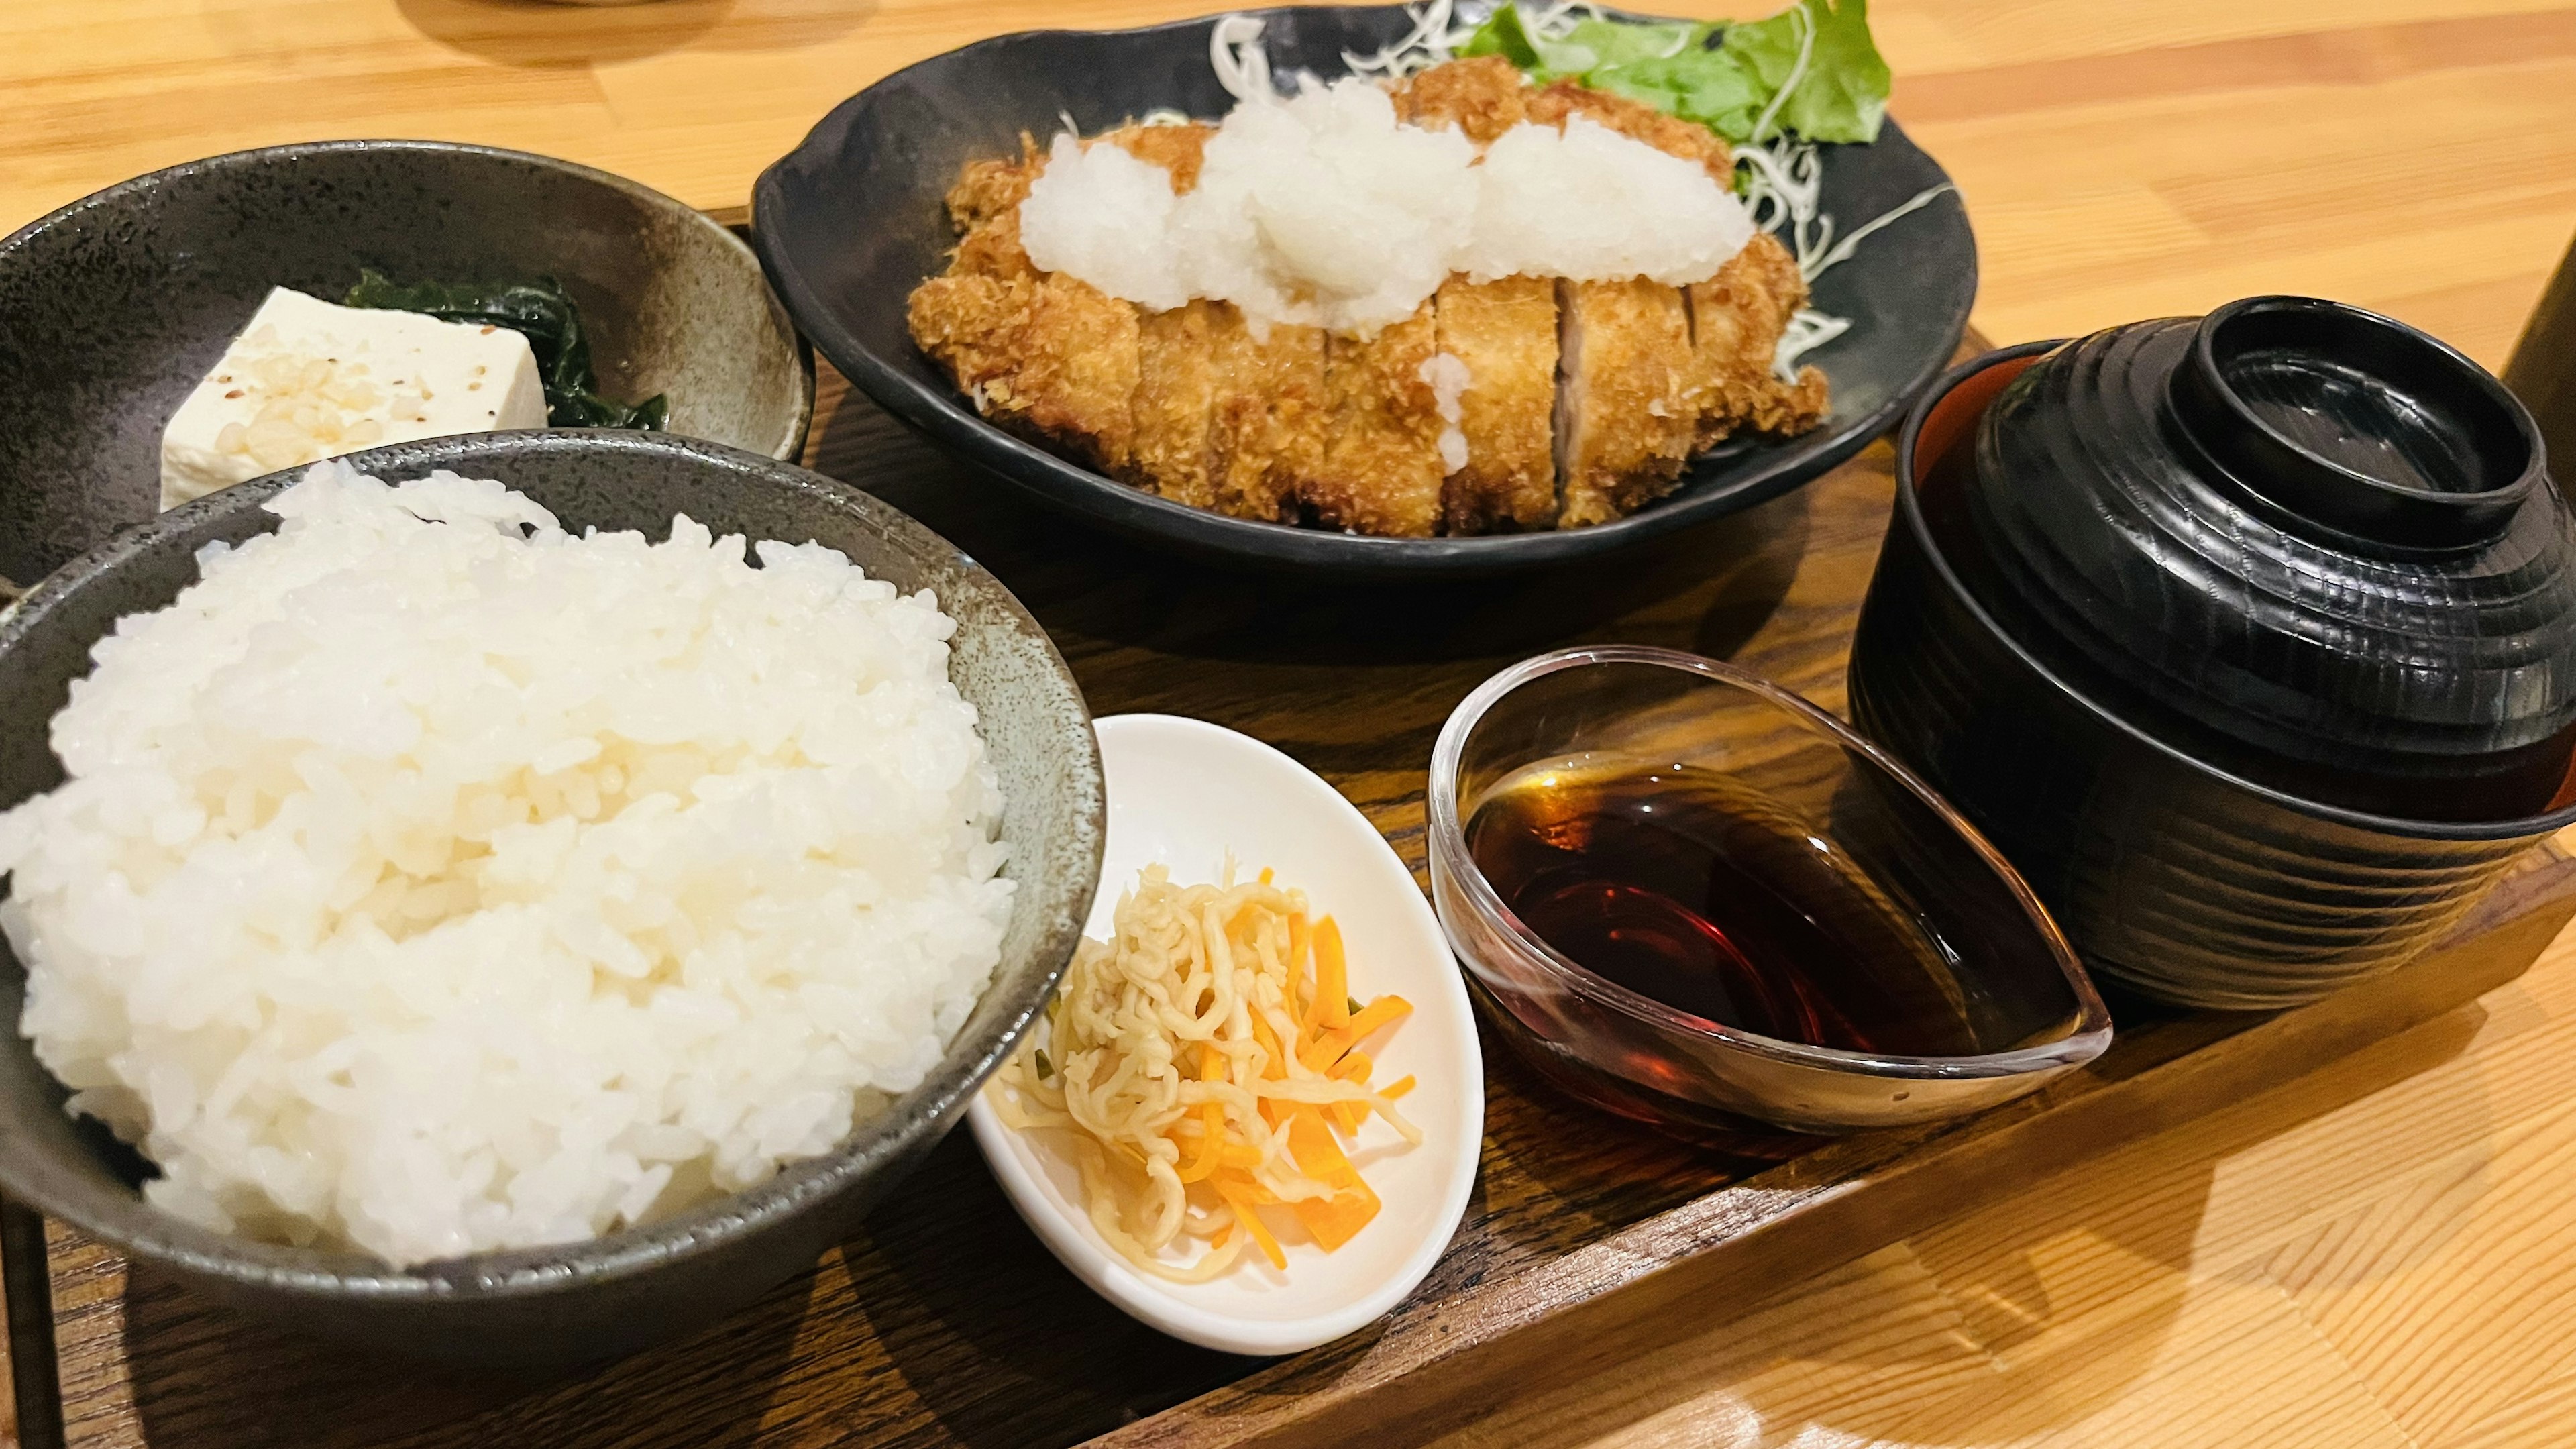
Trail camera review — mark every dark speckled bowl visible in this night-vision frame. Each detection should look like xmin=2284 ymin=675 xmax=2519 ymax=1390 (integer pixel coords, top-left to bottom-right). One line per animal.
xmin=0 ymin=431 xmax=1102 ymax=1364
xmin=0 ymin=140 xmax=815 ymax=596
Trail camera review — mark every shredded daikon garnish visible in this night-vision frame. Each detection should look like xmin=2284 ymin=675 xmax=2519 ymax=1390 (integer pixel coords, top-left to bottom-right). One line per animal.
xmin=989 ymin=865 xmax=1418 ymax=1282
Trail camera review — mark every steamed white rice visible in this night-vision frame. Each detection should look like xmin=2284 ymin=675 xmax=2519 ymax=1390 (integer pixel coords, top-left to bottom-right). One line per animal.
xmin=0 ymin=463 xmax=1013 ymax=1267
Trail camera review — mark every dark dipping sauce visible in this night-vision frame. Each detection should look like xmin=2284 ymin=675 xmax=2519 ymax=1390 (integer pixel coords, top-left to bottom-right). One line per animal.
xmin=1464 ymin=761 xmax=1979 ymax=1055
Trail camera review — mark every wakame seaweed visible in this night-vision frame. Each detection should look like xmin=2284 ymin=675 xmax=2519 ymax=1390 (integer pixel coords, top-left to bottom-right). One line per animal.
xmin=341 ymin=272 xmax=669 ymax=431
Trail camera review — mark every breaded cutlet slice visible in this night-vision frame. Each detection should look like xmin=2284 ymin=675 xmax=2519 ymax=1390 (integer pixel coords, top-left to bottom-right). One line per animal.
xmin=1435 ymin=275 xmax=1558 ymax=533
xmin=906 ymin=272 xmax=1032 ymax=402
xmin=1525 ymin=78 xmax=1732 ymax=181
xmin=1209 ymin=312 xmax=1328 ymax=523
xmin=922 ymin=129 xmax=1238 ymax=483
xmin=909 ymin=268 xmax=1140 ymax=476
xmin=1112 ymin=123 xmax=1222 ymax=506
xmin=1312 ymin=303 xmax=1447 ymax=538
xmin=1133 ymin=299 xmax=1220 ymax=507
xmin=1556 ymin=278 xmax=1695 ymax=528
xmin=1682 ymin=231 xmax=1828 ymax=447
xmin=1390 ymin=56 xmax=1531 ymax=143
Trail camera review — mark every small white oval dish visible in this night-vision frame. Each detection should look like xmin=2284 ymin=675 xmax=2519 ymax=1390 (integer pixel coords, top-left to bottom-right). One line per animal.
xmin=967 ymin=713 xmax=1484 ymax=1356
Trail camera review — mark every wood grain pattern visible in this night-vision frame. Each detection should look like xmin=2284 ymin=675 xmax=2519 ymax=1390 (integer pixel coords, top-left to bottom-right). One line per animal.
xmin=1397 ymin=900 xmax=2576 ymax=1448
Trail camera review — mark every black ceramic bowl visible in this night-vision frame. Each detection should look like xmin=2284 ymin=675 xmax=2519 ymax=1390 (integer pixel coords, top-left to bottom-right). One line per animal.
xmin=1849 ymin=337 xmax=2576 ymax=1010
xmin=751 ymin=4 xmax=1976 ymax=576
xmin=0 ymin=140 xmax=816 ymax=598
xmin=0 ymin=431 xmax=1104 ymax=1363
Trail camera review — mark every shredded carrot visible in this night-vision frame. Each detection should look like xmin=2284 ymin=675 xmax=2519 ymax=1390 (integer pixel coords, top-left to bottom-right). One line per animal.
xmin=1303 ymin=994 xmax=1411 ymax=1071
xmin=1312 ymin=916 xmax=1350 ymax=1032
xmin=1285 ymin=1109 xmax=1380 ymax=1249
xmin=1217 ymin=1181 xmax=1287 ymax=1270
xmin=988 ymin=867 xmax=1418 ymax=1284
xmin=1249 ymin=1006 xmax=1288 ymax=1081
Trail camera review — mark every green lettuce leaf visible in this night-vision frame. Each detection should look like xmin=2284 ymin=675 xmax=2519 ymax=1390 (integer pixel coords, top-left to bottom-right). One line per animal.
xmin=1457 ymin=0 xmax=1890 ymax=146
xmin=1717 ymin=0 xmax=1890 ymax=143
xmin=1458 ymin=3 xmax=1599 ymax=80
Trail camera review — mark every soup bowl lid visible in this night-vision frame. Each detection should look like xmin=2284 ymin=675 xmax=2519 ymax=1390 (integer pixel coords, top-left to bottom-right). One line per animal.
xmin=1941 ymin=295 xmax=2576 ymax=808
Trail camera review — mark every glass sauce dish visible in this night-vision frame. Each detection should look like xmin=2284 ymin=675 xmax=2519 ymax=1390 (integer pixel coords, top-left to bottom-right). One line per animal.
xmin=1427 ymin=646 xmax=2111 ymax=1144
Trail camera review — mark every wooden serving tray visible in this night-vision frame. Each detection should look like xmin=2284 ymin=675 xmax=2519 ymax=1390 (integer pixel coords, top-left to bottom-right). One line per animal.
xmin=13 ymin=352 xmax=2574 ymax=1449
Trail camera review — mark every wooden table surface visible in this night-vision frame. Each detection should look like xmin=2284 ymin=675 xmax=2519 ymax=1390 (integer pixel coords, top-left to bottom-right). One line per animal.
xmin=9 ymin=1 xmax=2576 ymax=1446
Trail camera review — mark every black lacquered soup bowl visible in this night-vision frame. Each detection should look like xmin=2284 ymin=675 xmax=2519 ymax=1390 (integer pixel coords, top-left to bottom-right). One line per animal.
xmin=1849 ymin=341 xmax=2576 ymax=1010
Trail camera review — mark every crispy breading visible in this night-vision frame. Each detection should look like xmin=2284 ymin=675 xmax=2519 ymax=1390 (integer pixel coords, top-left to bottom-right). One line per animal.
xmin=1752 ymin=364 xmax=1830 ymax=435
xmin=1012 ymin=277 xmax=1140 ymax=474
xmin=1209 ymin=311 xmax=1328 ymax=523
xmin=1682 ymin=231 xmax=1827 ymax=446
xmin=1100 ymin=121 xmax=1215 ymax=191
xmin=952 ymin=203 xmax=1038 ymax=282
xmin=1556 ymin=278 xmax=1695 ymax=528
xmin=1117 ymin=125 xmax=1226 ymax=507
xmin=906 ymin=272 xmax=1032 ymax=397
xmin=945 ymin=142 xmax=1040 ymax=231
xmin=1132 ymin=299 xmax=1219 ymax=507
xmin=1525 ymin=78 xmax=1732 ymax=181
xmin=1435 ymin=275 xmax=1558 ymax=533
xmin=1389 ymin=55 xmax=1531 ymax=143
xmin=1311 ymin=303 xmax=1446 ymax=537
xmin=910 ymin=268 xmax=1140 ymax=476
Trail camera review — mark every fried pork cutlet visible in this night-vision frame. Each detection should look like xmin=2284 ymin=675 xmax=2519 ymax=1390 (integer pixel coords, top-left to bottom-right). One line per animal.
xmin=1210 ymin=313 xmax=1328 ymax=523
xmin=1312 ymin=302 xmax=1447 ymax=537
xmin=1556 ymin=278 xmax=1695 ymax=528
xmin=1436 ymin=275 xmax=1558 ymax=532
xmin=1683 ymin=231 xmax=1829 ymax=447
xmin=909 ymin=272 xmax=1140 ymax=476
xmin=1390 ymin=54 xmax=1529 ymax=142
xmin=1134 ymin=299 xmax=1219 ymax=508
xmin=1522 ymin=72 xmax=1825 ymax=458
xmin=908 ymin=56 xmax=1834 ymax=539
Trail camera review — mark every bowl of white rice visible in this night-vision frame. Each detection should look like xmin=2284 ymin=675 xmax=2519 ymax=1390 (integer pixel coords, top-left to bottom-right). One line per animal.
xmin=0 ymin=430 xmax=1102 ymax=1363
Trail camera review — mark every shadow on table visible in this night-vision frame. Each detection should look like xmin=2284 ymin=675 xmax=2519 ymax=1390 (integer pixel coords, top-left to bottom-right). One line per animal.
xmin=394 ymin=0 xmax=875 ymax=69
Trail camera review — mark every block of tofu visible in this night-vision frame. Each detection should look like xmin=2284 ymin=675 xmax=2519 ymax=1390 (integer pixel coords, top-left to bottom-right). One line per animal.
xmin=159 ymin=288 xmax=547 ymax=509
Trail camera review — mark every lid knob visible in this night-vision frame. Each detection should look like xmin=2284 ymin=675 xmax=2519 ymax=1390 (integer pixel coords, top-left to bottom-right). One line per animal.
xmin=2164 ymin=297 xmax=2543 ymax=549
